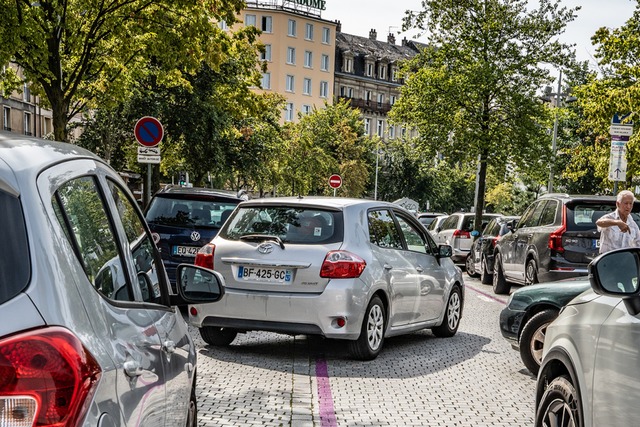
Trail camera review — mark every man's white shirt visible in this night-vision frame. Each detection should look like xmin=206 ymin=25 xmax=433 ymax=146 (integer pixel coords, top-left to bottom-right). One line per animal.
xmin=597 ymin=210 xmax=640 ymax=254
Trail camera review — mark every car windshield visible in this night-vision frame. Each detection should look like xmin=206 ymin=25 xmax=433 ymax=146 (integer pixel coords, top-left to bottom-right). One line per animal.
xmin=220 ymin=206 xmax=343 ymax=244
xmin=145 ymin=196 xmax=239 ymax=228
xmin=0 ymin=189 xmax=30 ymax=304
xmin=567 ymin=204 xmax=640 ymax=231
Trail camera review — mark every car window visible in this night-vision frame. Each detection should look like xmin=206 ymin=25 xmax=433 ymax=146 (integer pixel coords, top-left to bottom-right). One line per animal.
xmin=368 ymin=209 xmax=403 ymax=249
xmin=53 ymin=176 xmax=132 ymax=302
xmin=107 ymin=180 xmax=162 ymax=303
xmin=539 ymin=200 xmax=558 ymax=226
xmin=0 ymin=189 xmax=30 ymax=305
xmin=520 ymin=201 xmax=546 ymax=228
xmin=395 ymin=214 xmax=427 ymax=254
xmin=566 ymin=203 xmax=639 ymax=231
xmin=146 ymin=196 xmax=240 ymax=228
xmin=440 ymin=215 xmax=459 ymax=231
xmin=221 ymin=206 xmax=342 ymax=244
xmin=484 ymin=219 xmax=499 ymax=237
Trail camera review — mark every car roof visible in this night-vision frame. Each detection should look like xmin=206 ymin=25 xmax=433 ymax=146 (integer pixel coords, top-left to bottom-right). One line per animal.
xmin=418 ymin=212 xmax=447 ymax=217
xmin=238 ymin=196 xmax=402 ymax=211
xmin=153 ymin=185 xmax=243 ymax=200
xmin=538 ymin=193 xmax=619 ymax=203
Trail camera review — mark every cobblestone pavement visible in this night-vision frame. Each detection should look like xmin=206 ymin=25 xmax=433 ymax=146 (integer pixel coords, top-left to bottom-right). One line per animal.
xmin=191 ymin=277 xmax=536 ymax=427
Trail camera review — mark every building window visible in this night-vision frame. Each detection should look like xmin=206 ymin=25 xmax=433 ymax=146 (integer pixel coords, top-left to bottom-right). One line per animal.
xmin=388 ymin=125 xmax=396 ymax=139
xmin=261 ymin=72 xmax=271 ymax=89
xmin=347 ymin=87 xmax=354 ymax=98
xmin=390 ymin=95 xmax=396 ymax=105
xmin=262 ymin=16 xmax=272 ymax=33
xmin=401 ymin=126 xmax=407 ymax=138
xmin=218 ymin=20 xmax=228 ymax=30
xmin=377 ymin=93 xmax=384 ymax=107
xmin=24 ymin=112 xmax=32 ymax=136
xmin=364 ymin=118 xmax=370 ymax=135
xmin=44 ymin=117 xmax=51 ymax=135
xmin=366 ymin=63 xmax=373 ymax=77
xmin=285 ymin=103 xmax=294 ymax=122
xmin=287 ymin=47 xmax=296 ymax=64
xmin=391 ymin=67 xmax=398 ymax=82
xmin=320 ymin=81 xmax=328 ymax=98
xmin=260 ymin=44 xmax=272 ymax=61
xmin=286 ymin=75 xmax=295 ymax=92
xmin=245 ymin=14 xmax=256 ymax=27
xmin=302 ymin=105 xmax=312 ymax=115
xmin=365 ymin=90 xmax=372 ymax=104
xmin=288 ymin=19 xmax=297 ymax=36
xmin=305 ymin=23 xmax=314 ymax=40
xmin=379 ymin=65 xmax=387 ymax=80
xmin=3 ymin=106 xmax=10 ymax=131
xmin=303 ymin=78 xmax=312 ymax=95
xmin=23 ymin=83 xmax=30 ymax=102
xmin=344 ymin=58 xmax=352 ymax=73
xmin=304 ymin=51 xmax=312 ymax=68
xmin=321 ymin=54 xmax=329 ymax=71
xmin=322 ymin=27 xmax=330 ymax=44
xmin=377 ymin=120 xmax=384 ymax=137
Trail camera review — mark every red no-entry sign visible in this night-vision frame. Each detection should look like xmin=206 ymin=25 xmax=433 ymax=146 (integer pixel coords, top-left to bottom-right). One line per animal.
xmin=329 ymin=174 xmax=342 ymax=189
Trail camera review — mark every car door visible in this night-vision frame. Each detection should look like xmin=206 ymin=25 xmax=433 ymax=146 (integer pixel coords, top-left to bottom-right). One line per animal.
xmin=503 ymin=202 xmax=544 ymax=281
xmin=48 ymin=168 xmax=168 ymax=426
xmin=393 ymin=211 xmax=448 ymax=323
xmin=367 ymin=209 xmax=418 ymax=326
xmin=105 ymin=179 xmax=194 ymax=426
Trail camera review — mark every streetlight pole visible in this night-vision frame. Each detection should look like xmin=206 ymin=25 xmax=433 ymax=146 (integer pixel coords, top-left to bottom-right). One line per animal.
xmin=374 ymin=142 xmax=380 ymax=200
xmin=548 ymin=70 xmax=562 ymax=193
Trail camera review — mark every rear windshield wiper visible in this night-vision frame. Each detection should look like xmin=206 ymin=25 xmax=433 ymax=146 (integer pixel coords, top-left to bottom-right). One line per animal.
xmin=239 ymin=234 xmax=285 ymax=249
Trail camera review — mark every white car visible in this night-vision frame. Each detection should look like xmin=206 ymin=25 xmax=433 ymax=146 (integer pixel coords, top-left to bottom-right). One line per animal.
xmin=536 ymin=247 xmax=640 ymax=426
xmin=191 ymin=197 xmax=464 ymax=360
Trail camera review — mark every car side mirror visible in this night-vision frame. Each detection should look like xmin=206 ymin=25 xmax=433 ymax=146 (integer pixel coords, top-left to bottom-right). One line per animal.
xmin=589 ymin=248 xmax=640 ymax=314
xmin=173 ymin=264 xmax=225 ymax=305
xmin=438 ymin=244 xmax=453 ymax=258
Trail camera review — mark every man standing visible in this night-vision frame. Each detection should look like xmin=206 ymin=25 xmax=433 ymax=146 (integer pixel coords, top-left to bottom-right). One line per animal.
xmin=596 ymin=190 xmax=640 ymax=254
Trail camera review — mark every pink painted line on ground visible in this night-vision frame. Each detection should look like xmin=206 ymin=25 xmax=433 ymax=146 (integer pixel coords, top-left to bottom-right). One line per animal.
xmin=466 ymin=283 xmax=509 ymax=305
xmin=315 ymin=357 xmax=338 ymax=427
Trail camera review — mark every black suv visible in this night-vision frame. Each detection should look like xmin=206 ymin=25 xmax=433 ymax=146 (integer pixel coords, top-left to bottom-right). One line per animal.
xmin=145 ymin=185 xmax=243 ymax=288
xmin=492 ymin=193 xmax=640 ymax=294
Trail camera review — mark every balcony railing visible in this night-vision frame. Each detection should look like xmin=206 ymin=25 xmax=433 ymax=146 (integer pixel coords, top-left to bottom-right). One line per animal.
xmin=338 ymin=96 xmax=393 ymax=114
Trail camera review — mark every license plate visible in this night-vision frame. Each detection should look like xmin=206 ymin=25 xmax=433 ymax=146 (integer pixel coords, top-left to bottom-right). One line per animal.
xmin=593 ymin=239 xmax=600 ymax=249
xmin=237 ymin=266 xmax=292 ymax=283
xmin=173 ymin=245 xmax=199 ymax=257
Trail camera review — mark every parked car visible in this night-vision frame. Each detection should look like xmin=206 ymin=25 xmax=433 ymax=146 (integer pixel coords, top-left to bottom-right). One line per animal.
xmin=433 ymin=212 xmax=501 ymax=265
xmin=417 ymin=212 xmax=447 ymax=228
xmin=0 ymin=131 xmax=224 ymax=427
xmin=466 ymin=215 xmax=520 ymax=283
xmin=536 ymin=247 xmax=640 ymax=426
xmin=492 ymin=193 xmax=640 ymax=294
xmin=190 ymin=197 xmax=464 ymax=360
xmin=145 ymin=185 xmax=243 ymax=289
xmin=499 ymin=277 xmax=590 ymax=375
xmin=426 ymin=214 xmax=449 ymax=237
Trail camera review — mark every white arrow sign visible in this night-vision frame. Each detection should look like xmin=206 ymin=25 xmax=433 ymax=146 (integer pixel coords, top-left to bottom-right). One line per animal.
xmin=608 ymin=141 xmax=627 ymax=181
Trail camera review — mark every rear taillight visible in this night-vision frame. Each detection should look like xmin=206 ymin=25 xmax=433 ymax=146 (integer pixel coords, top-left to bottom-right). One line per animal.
xmin=491 ymin=236 xmax=500 ymax=248
xmin=195 ymin=243 xmax=215 ymax=270
xmin=453 ymin=229 xmax=471 ymax=239
xmin=0 ymin=327 xmax=102 ymax=427
xmin=549 ymin=207 xmax=567 ymax=253
xmin=320 ymin=251 xmax=366 ymax=278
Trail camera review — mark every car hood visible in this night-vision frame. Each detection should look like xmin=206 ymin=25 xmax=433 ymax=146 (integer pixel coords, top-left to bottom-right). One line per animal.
xmin=507 ymin=277 xmax=592 ymax=310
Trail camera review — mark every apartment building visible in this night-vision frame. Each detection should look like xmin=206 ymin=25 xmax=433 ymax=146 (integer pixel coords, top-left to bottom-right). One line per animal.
xmin=241 ymin=0 xmax=337 ymax=123
xmin=334 ymin=28 xmax=422 ymax=141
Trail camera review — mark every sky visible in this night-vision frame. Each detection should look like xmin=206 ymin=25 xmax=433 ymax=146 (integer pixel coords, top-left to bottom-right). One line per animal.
xmin=321 ymin=0 xmax=638 ymax=74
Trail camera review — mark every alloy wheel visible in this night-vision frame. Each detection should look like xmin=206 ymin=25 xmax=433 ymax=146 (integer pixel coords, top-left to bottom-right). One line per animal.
xmin=447 ymin=292 xmax=461 ymax=329
xmin=366 ymin=304 xmax=384 ymax=351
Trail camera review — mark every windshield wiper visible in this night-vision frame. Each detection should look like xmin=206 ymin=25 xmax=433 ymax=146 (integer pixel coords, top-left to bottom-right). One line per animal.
xmin=239 ymin=234 xmax=286 ymax=250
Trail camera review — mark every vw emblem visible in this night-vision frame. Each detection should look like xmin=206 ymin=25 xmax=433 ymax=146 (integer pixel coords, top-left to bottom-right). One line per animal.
xmin=257 ymin=243 xmax=274 ymax=254
xmin=190 ymin=231 xmax=201 ymax=241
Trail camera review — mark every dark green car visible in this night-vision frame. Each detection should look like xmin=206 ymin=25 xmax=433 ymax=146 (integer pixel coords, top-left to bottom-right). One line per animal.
xmin=499 ymin=278 xmax=591 ymax=375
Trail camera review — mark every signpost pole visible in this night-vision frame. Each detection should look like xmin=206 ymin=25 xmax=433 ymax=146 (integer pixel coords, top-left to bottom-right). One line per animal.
xmin=147 ymin=164 xmax=152 ymax=207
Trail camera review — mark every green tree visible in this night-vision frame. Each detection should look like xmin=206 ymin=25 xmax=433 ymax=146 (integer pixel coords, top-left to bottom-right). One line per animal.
xmin=393 ymin=0 xmax=578 ymax=230
xmin=0 ymin=0 xmax=244 ymax=141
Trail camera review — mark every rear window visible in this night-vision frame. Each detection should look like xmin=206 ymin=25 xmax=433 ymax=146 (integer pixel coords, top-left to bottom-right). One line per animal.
xmin=0 ymin=190 xmax=30 ymax=304
xmin=219 ymin=206 xmax=343 ymax=244
xmin=145 ymin=196 xmax=239 ymax=228
xmin=461 ymin=214 xmax=500 ymax=232
xmin=565 ymin=204 xmax=640 ymax=231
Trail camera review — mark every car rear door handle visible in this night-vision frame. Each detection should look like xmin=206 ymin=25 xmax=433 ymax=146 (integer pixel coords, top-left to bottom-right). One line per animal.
xmin=383 ymin=264 xmax=393 ymax=270
xmin=163 ymin=340 xmax=176 ymax=354
xmin=416 ymin=266 xmax=424 ymax=273
xmin=124 ymin=360 xmax=143 ymax=378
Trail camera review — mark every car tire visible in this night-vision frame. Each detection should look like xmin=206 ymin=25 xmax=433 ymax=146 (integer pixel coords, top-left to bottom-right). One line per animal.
xmin=480 ymin=256 xmax=492 ymax=285
xmin=432 ymin=285 xmax=462 ymax=337
xmin=349 ymin=296 xmax=385 ymax=361
xmin=519 ymin=309 xmax=558 ymax=376
xmin=492 ymin=253 xmax=511 ymax=295
xmin=525 ymin=258 xmax=539 ymax=286
xmin=465 ymin=254 xmax=478 ymax=278
xmin=186 ymin=375 xmax=197 ymax=427
xmin=535 ymin=375 xmax=582 ymax=427
xmin=200 ymin=326 xmax=237 ymax=346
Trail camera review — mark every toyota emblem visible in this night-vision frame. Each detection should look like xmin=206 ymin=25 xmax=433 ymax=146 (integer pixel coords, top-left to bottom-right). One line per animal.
xmin=257 ymin=243 xmax=274 ymax=254
xmin=190 ymin=231 xmax=201 ymax=241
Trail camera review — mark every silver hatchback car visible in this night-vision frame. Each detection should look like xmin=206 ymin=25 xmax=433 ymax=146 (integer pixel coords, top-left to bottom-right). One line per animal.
xmin=0 ymin=131 xmax=224 ymax=426
xmin=192 ymin=197 xmax=464 ymax=360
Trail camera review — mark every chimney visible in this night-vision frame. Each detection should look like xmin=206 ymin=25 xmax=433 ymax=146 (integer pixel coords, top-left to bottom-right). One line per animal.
xmin=369 ymin=29 xmax=377 ymax=40
xmin=336 ymin=20 xmax=341 ymax=33
xmin=401 ymin=37 xmax=408 ymax=46
xmin=387 ymin=33 xmax=396 ymax=45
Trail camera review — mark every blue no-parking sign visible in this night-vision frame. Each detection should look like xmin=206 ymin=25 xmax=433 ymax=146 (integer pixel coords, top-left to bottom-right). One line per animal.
xmin=134 ymin=116 xmax=164 ymax=147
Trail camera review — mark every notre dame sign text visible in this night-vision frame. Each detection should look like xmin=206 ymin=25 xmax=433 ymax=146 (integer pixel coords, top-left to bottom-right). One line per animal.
xmin=285 ymin=0 xmax=326 ymax=10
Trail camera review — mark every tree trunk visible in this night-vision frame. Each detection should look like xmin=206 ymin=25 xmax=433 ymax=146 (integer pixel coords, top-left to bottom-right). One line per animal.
xmin=474 ymin=150 xmax=488 ymax=233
